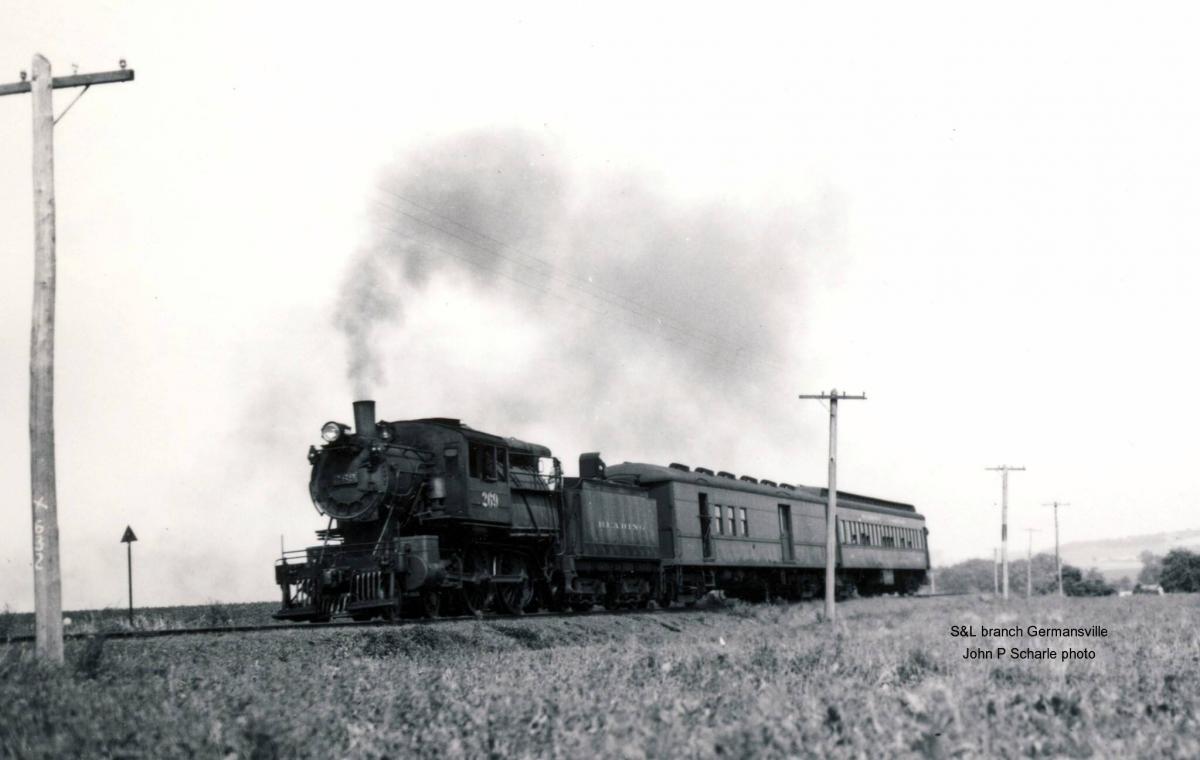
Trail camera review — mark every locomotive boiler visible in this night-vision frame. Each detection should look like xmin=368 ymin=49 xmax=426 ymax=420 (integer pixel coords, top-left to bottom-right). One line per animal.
xmin=275 ymin=400 xmax=930 ymax=621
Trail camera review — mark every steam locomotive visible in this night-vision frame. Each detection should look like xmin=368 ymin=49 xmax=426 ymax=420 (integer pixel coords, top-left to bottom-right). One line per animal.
xmin=274 ymin=400 xmax=929 ymax=620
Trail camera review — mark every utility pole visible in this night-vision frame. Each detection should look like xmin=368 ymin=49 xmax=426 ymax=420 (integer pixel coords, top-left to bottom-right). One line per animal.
xmin=1 ymin=56 xmax=134 ymax=663
xmin=993 ymin=547 xmax=999 ymax=595
xmin=1043 ymin=502 xmax=1069 ymax=597
xmin=798 ymin=389 xmax=867 ymax=622
xmin=1023 ymin=528 xmax=1040 ymax=598
xmin=985 ymin=465 xmax=1025 ymax=601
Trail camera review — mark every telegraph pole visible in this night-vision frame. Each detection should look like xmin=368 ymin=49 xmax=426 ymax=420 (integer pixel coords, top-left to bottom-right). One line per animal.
xmin=1 ymin=56 xmax=134 ymax=663
xmin=985 ymin=465 xmax=1025 ymax=601
xmin=798 ymin=389 xmax=867 ymax=622
xmin=993 ymin=547 xmax=999 ymax=596
xmin=1023 ymin=528 xmax=1040 ymax=598
xmin=1043 ymin=502 xmax=1069 ymax=597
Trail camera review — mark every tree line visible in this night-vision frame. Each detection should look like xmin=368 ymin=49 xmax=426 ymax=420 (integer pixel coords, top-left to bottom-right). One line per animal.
xmin=933 ymin=548 xmax=1200 ymax=596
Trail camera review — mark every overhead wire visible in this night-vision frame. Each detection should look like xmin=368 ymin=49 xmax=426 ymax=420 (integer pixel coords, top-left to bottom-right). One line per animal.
xmin=369 ymin=219 xmax=734 ymax=365
xmin=369 ymin=192 xmax=790 ymax=373
xmin=373 ymin=196 xmax=736 ymax=354
xmin=380 ymin=187 xmax=736 ymax=342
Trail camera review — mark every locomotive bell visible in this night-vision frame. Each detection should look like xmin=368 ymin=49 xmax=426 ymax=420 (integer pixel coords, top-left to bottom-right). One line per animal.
xmin=353 ymin=400 xmax=376 ymax=438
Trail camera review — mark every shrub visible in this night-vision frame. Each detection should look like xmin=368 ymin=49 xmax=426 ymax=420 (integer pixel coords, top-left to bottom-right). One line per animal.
xmin=1160 ymin=549 xmax=1200 ymax=592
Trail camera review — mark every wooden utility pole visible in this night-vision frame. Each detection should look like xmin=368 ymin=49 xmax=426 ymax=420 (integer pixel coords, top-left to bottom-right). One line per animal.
xmin=1 ymin=55 xmax=134 ymax=663
xmin=993 ymin=547 xmax=999 ymax=595
xmin=1023 ymin=528 xmax=1040 ymax=598
xmin=798 ymin=389 xmax=867 ymax=622
xmin=1043 ymin=501 xmax=1069 ymax=597
xmin=985 ymin=465 xmax=1025 ymax=601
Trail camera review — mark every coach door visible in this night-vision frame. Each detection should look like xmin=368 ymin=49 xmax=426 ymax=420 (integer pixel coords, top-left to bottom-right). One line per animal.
xmin=699 ymin=493 xmax=714 ymax=560
xmin=778 ymin=504 xmax=795 ymax=562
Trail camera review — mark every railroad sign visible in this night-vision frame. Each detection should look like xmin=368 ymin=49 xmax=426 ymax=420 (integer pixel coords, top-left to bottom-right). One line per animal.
xmin=121 ymin=525 xmax=137 ymax=624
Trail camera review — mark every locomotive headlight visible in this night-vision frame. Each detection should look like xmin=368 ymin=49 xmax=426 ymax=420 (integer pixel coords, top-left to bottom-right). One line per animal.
xmin=321 ymin=421 xmax=343 ymax=443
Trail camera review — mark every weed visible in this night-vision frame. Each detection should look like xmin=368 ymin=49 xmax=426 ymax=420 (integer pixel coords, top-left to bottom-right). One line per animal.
xmin=74 ymin=635 xmax=107 ymax=680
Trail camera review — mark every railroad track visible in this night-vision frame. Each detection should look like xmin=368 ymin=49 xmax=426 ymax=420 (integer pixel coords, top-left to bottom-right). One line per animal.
xmin=1 ymin=593 xmax=969 ymax=645
xmin=0 ymin=604 xmax=713 ymax=644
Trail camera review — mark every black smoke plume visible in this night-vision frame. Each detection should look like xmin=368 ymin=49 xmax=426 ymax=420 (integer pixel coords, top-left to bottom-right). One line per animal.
xmin=334 ymin=129 xmax=836 ymax=467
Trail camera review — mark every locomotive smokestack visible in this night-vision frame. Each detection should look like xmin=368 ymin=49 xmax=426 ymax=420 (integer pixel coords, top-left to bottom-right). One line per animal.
xmin=353 ymin=400 xmax=376 ymax=439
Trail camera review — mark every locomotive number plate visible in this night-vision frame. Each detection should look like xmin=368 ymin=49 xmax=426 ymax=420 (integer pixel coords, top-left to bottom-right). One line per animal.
xmin=479 ymin=491 xmax=500 ymax=508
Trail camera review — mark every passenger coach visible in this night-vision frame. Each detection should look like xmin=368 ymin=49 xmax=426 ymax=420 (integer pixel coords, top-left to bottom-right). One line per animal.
xmin=606 ymin=461 xmax=929 ymax=602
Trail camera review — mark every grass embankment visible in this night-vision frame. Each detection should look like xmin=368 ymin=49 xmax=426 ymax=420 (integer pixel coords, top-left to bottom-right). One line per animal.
xmin=0 ymin=601 xmax=280 ymax=638
xmin=2 ymin=595 xmax=1197 ymax=758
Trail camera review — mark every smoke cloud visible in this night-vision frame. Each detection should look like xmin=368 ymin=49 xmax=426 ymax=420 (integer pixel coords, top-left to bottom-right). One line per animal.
xmin=335 ymin=129 xmax=837 ymax=471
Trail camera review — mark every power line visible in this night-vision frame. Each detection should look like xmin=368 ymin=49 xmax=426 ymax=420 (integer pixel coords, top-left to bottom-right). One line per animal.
xmin=366 ymin=209 xmax=791 ymax=374
xmin=374 ymin=195 xmax=755 ymax=358
xmin=370 ymin=192 xmax=788 ymax=370
xmin=371 ymin=222 xmax=735 ymax=366
xmin=381 ymin=187 xmax=737 ymax=340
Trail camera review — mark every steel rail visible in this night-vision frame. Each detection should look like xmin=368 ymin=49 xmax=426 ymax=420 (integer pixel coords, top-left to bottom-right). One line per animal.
xmin=0 ymin=593 xmax=967 ymax=645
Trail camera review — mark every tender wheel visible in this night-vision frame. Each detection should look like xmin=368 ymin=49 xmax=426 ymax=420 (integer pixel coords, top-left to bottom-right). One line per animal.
xmin=603 ymin=583 xmax=621 ymax=611
xmin=656 ymin=579 xmax=675 ymax=610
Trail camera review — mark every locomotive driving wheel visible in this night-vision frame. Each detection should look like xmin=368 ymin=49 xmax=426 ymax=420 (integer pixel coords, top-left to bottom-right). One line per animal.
xmin=495 ymin=554 xmax=533 ymax=615
xmin=459 ymin=548 xmax=493 ymax=616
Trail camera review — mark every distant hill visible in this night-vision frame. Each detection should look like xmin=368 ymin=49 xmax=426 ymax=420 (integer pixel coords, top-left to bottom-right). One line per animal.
xmin=1057 ymin=529 xmax=1200 ymax=583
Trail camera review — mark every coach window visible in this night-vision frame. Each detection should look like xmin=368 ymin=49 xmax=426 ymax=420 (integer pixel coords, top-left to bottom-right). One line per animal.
xmin=729 ymin=507 xmax=737 ymax=536
xmin=740 ymin=508 xmax=748 ymax=537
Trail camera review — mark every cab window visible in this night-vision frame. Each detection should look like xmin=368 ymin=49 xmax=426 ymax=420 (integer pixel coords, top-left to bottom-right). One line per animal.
xmin=468 ymin=442 xmax=506 ymax=482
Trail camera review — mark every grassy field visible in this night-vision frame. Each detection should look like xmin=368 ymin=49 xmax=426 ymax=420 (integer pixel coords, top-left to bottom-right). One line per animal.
xmin=0 ymin=601 xmax=282 ymax=638
xmin=2 ymin=594 xmax=1198 ymax=758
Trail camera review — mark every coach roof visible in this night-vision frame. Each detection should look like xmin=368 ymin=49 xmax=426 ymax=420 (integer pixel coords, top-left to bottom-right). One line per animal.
xmin=606 ymin=461 xmax=923 ymax=520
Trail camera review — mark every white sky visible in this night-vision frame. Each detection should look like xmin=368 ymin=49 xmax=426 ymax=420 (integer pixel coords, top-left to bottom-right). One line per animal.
xmin=2 ymin=2 xmax=1198 ymax=610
